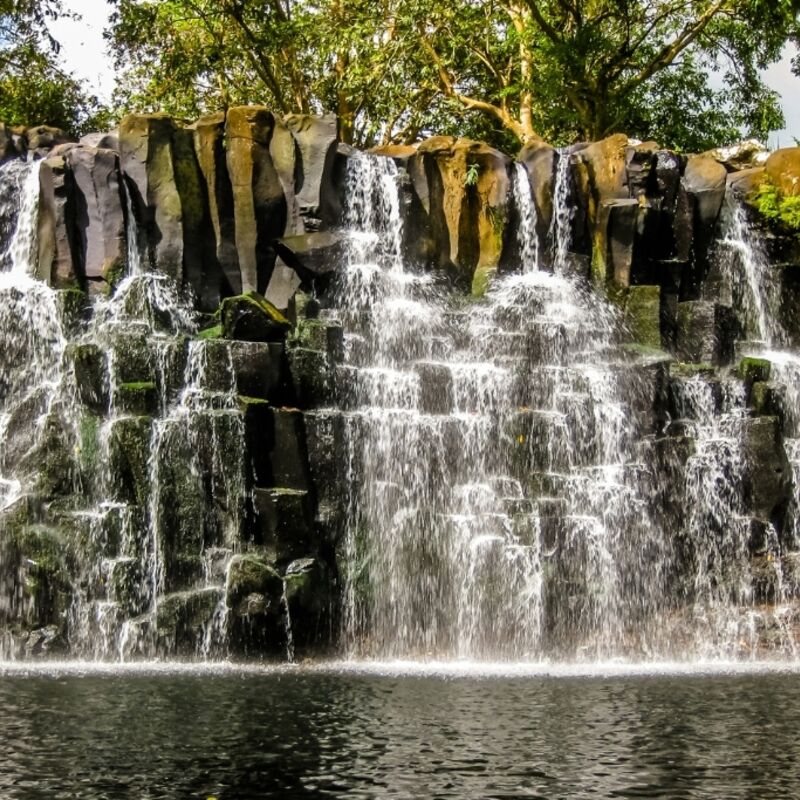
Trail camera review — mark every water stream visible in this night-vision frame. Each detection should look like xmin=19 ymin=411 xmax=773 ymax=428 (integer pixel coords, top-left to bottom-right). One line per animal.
xmin=336 ymin=153 xmax=666 ymax=660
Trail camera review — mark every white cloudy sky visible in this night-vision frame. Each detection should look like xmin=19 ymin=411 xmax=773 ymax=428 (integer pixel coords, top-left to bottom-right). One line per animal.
xmin=52 ymin=0 xmax=799 ymax=147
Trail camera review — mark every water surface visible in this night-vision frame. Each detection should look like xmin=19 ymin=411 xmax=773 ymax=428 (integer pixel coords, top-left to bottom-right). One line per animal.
xmin=1 ymin=662 xmax=799 ymax=799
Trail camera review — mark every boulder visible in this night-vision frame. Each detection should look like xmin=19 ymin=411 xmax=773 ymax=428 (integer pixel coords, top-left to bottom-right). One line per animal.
xmin=24 ymin=125 xmax=74 ymax=155
xmin=764 ymin=147 xmax=800 ymax=197
xmin=226 ymin=106 xmax=287 ymax=292
xmin=66 ymin=146 xmax=126 ymax=284
xmin=728 ymin=167 xmax=765 ymax=200
xmin=285 ymin=113 xmax=339 ymax=225
xmin=573 ymin=134 xmax=631 ymax=277
xmin=682 ymin=156 xmax=727 ymax=240
xmin=706 ymin=140 xmax=770 ymax=171
xmin=220 ymin=291 xmax=290 ymax=342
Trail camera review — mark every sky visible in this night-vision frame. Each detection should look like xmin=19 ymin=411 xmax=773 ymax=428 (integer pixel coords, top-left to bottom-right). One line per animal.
xmin=52 ymin=0 xmax=800 ymax=148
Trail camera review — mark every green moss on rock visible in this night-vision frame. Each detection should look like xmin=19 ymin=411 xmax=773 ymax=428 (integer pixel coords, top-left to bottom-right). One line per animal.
xmin=220 ymin=291 xmax=290 ymax=342
xmin=471 ymin=265 xmax=497 ymax=298
xmin=197 ymin=324 xmax=223 ymax=340
xmin=739 ymin=356 xmax=771 ymax=383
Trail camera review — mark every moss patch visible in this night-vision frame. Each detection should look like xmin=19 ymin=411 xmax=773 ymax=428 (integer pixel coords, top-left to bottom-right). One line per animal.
xmin=751 ymin=180 xmax=800 ymax=234
xmin=739 ymin=356 xmax=771 ymax=383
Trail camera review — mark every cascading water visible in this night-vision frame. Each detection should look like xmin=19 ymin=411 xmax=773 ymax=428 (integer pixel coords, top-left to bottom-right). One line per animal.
xmin=550 ymin=150 xmax=573 ymax=273
xmin=512 ymin=163 xmax=539 ymax=273
xmin=336 ymin=153 xmax=667 ymax=660
xmin=0 ymin=156 xmax=256 ymax=660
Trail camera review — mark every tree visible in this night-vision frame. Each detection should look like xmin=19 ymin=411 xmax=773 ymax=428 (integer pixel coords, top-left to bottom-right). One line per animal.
xmin=107 ymin=0 xmax=800 ymax=150
xmin=0 ymin=0 xmax=106 ymax=133
xmin=406 ymin=0 xmax=798 ymax=147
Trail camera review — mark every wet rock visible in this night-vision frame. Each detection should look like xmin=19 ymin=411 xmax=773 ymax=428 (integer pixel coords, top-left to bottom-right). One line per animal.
xmin=738 ymin=356 xmax=771 ymax=383
xmin=226 ymin=554 xmax=283 ymax=611
xmin=742 ymin=416 xmax=790 ymax=521
xmin=283 ymin=557 xmax=332 ymax=654
xmin=253 ymin=488 xmax=315 ymax=563
xmin=156 ymin=587 xmax=222 ymax=651
xmin=265 ymin=408 xmax=311 ymax=491
xmin=228 ymin=340 xmax=292 ymax=403
xmin=116 ymin=381 xmax=158 ymax=416
xmin=303 ymin=410 xmax=346 ymax=530
xmin=107 ymin=416 xmax=152 ymax=506
xmin=624 ymin=285 xmax=661 ymax=348
xmin=68 ymin=343 xmax=108 ymax=412
xmin=415 ymin=361 xmax=454 ymax=414
xmin=676 ymin=300 xmax=719 ymax=363
xmin=220 ymin=291 xmax=290 ymax=342
xmin=287 ymin=347 xmax=333 ymax=407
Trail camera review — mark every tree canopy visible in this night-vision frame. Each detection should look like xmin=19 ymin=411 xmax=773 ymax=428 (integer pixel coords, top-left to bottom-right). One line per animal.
xmin=103 ymin=0 xmax=800 ymax=150
xmin=0 ymin=0 xmax=106 ymax=133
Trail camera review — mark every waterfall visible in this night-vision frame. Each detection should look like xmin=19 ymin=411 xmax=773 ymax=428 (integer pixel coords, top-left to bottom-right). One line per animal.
xmin=0 ymin=161 xmax=65 ymax=513
xmin=122 ymin=180 xmax=144 ymax=276
xmin=718 ymin=192 xmax=783 ymax=347
xmin=336 ymin=153 xmax=666 ymax=660
xmin=550 ymin=150 xmax=573 ymax=273
xmin=512 ymin=163 xmax=539 ymax=272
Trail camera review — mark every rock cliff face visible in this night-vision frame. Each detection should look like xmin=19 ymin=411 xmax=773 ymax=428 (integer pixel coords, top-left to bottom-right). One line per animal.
xmin=2 ymin=108 xmax=800 ymax=661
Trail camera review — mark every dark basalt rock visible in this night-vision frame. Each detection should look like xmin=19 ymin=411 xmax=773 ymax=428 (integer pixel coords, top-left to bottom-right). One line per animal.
xmin=220 ymin=291 xmax=291 ymax=342
xmin=273 ymin=231 xmax=347 ymax=279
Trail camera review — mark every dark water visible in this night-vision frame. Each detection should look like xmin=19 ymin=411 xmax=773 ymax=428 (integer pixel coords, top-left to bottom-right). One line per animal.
xmin=1 ymin=663 xmax=799 ymax=799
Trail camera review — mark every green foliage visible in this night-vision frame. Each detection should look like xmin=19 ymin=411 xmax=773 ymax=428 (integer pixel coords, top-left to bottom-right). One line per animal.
xmin=0 ymin=0 xmax=108 ymax=134
xmin=753 ymin=181 xmax=800 ymax=233
xmin=464 ymin=162 xmax=480 ymax=186
xmin=105 ymin=0 xmax=799 ymax=150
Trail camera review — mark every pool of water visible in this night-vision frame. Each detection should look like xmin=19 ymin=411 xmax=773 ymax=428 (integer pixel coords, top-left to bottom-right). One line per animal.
xmin=1 ymin=661 xmax=799 ymax=799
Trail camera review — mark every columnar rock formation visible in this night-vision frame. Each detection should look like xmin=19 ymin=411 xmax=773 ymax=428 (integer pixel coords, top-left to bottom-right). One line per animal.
xmin=2 ymin=108 xmax=800 ymax=660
